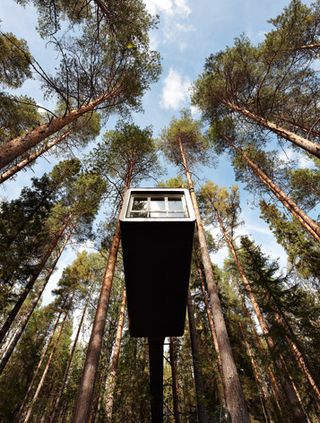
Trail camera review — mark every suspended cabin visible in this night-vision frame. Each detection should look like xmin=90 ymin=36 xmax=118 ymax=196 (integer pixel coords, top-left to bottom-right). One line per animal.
xmin=120 ymin=188 xmax=195 ymax=337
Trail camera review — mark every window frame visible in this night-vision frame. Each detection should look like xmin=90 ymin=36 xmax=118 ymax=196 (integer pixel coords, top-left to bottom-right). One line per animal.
xmin=126 ymin=193 xmax=189 ymax=219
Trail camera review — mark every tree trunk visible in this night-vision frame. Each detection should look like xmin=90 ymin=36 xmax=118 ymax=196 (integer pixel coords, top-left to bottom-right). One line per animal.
xmin=275 ymin=313 xmax=320 ymax=408
xmin=226 ymin=136 xmax=320 ymax=242
xmin=23 ymin=305 xmax=71 ymax=423
xmin=0 ymin=130 xmax=71 ymax=184
xmin=0 ymin=242 xmax=65 ymax=375
xmin=224 ymin=100 xmax=320 ymax=158
xmin=0 ymin=218 xmax=71 ymax=344
xmin=187 ymin=290 xmax=209 ymax=423
xmin=178 ymin=137 xmax=249 ymax=423
xmin=199 ymin=277 xmax=226 ymax=408
xmin=0 ymin=86 xmax=121 ymax=170
xmin=50 ymin=294 xmax=90 ymax=423
xmin=238 ymin=321 xmax=273 ymax=423
xmin=215 ymin=209 xmax=307 ymax=421
xmin=72 ymin=221 xmax=121 ymax=423
xmin=104 ymin=288 xmax=126 ymax=423
xmin=169 ymin=337 xmax=181 ymax=423
xmin=15 ymin=305 xmax=66 ymax=422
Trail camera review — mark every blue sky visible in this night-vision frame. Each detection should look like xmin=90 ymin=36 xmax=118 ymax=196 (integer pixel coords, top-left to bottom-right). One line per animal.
xmin=0 ymin=0 xmax=316 ymax=302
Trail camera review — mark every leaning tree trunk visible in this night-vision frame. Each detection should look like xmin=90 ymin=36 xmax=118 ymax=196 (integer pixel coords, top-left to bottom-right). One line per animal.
xmin=187 ymin=290 xmax=209 ymax=423
xmin=169 ymin=337 xmax=181 ymax=423
xmin=0 ymin=130 xmax=71 ymax=184
xmin=238 ymin=321 xmax=273 ymax=423
xmin=274 ymin=312 xmax=320 ymax=409
xmin=199 ymin=276 xmax=226 ymax=408
xmin=215 ymin=210 xmax=307 ymax=421
xmin=0 ymin=241 xmax=66 ymax=375
xmin=15 ymin=304 xmax=66 ymax=422
xmin=23 ymin=302 xmax=72 ymax=423
xmin=0 ymin=85 xmax=121 ymax=170
xmin=72 ymin=221 xmax=122 ymax=423
xmin=224 ymin=100 xmax=320 ymax=158
xmin=0 ymin=217 xmax=71 ymax=344
xmin=178 ymin=137 xmax=249 ymax=423
xmin=226 ymin=136 xmax=320 ymax=242
xmin=50 ymin=293 xmax=91 ymax=423
xmin=104 ymin=288 xmax=127 ymax=423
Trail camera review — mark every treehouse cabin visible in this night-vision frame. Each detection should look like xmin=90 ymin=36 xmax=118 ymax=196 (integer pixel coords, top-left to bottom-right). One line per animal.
xmin=119 ymin=188 xmax=195 ymax=337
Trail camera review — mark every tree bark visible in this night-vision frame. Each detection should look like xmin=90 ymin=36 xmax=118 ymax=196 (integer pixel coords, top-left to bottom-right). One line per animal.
xmin=214 ymin=208 xmax=307 ymax=421
xmin=0 ymin=241 xmax=65 ymax=375
xmin=0 ymin=218 xmax=71 ymax=344
xmin=72 ymin=221 xmax=121 ymax=423
xmin=23 ymin=304 xmax=71 ymax=423
xmin=275 ymin=313 xmax=320 ymax=408
xmin=226 ymin=136 xmax=320 ymax=242
xmin=104 ymin=288 xmax=126 ymax=423
xmin=15 ymin=305 xmax=66 ymax=422
xmin=187 ymin=290 xmax=209 ymax=423
xmin=50 ymin=294 xmax=90 ymax=423
xmin=224 ymin=100 xmax=320 ymax=158
xmin=0 ymin=85 xmax=121 ymax=170
xmin=178 ymin=137 xmax=249 ymax=423
xmin=0 ymin=130 xmax=71 ymax=184
xmin=169 ymin=337 xmax=181 ymax=423
xmin=199 ymin=277 xmax=226 ymax=408
xmin=238 ymin=321 xmax=273 ymax=423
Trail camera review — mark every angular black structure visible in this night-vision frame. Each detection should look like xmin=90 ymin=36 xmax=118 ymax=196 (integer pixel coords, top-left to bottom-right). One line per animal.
xmin=120 ymin=188 xmax=195 ymax=422
xmin=120 ymin=188 xmax=195 ymax=337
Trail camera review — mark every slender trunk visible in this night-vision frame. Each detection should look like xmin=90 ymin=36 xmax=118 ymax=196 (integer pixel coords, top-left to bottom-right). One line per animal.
xmin=169 ymin=337 xmax=181 ymax=423
xmin=199 ymin=277 xmax=226 ymax=407
xmin=72 ymin=221 xmax=121 ymax=423
xmin=50 ymin=295 xmax=90 ymax=423
xmin=0 ymin=130 xmax=71 ymax=184
xmin=275 ymin=313 xmax=320 ymax=408
xmin=0 ymin=86 xmax=121 ymax=170
xmin=216 ymin=211 xmax=306 ymax=421
xmin=224 ymin=100 xmax=320 ymax=158
xmin=0 ymin=219 xmax=70 ymax=344
xmin=0 ymin=245 xmax=64 ymax=374
xmin=238 ymin=321 xmax=273 ymax=423
xmin=15 ymin=306 xmax=65 ymax=422
xmin=187 ymin=290 xmax=209 ymax=423
xmin=104 ymin=288 xmax=126 ymax=422
xmin=226 ymin=136 xmax=320 ymax=242
xmin=178 ymin=137 xmax=249 ymax=423
xmin=239 ymin=294 xmax=286 ymax=423
xmin=23 ymin=306 xmax=71 ymax=423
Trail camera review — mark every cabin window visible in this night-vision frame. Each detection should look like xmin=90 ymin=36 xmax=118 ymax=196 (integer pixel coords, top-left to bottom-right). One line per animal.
xmin=127 ymin=194 xmax=189 ymax=218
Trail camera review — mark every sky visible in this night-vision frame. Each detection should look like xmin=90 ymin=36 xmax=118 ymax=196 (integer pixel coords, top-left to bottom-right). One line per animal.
xmin=0 ymin=0 xmax=316 ymax=303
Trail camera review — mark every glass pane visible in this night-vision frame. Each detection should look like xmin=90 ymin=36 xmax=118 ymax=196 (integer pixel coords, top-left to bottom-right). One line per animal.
xmin=129 ymin=211 xmax=148 ymax=218
xmin=167 ymin=211 xmax=186 ymax=218
xmin=150 ymin=197 xmax=166 ymax=212
xmin=168 ymin=198 xmax=184 ymax=211
xmin=132 ymin=197 xmax=148 ymax=211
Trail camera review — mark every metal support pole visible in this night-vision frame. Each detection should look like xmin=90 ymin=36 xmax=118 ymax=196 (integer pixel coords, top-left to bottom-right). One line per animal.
xmin=148 ymin=337 xmax=165 ymax=423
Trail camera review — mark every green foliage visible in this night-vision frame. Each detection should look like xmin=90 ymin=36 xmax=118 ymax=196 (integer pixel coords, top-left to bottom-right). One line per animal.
xmin=285 ymin=160 xmax=320 ymax=211
xmin=160 ymin=109 xmax=210 ymax=169
xmin=157 ymin=175 xmax=188 ymax=188
xmin=0 ymin=32 xmax=32 ymax=88
xmin=87 ymin=121 xmax=159 ymax=192
xmin=0 ymin=305 xmax=53 ymax=421
xmin=260 ymin=200 xmax=320 ymax=282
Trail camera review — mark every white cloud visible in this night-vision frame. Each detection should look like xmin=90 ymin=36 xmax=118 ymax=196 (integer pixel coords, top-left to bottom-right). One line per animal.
xmin=144 ymin=0 xmax=191 ymax=17
xmin=160 ymin=68 xmax=191 ymax=110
